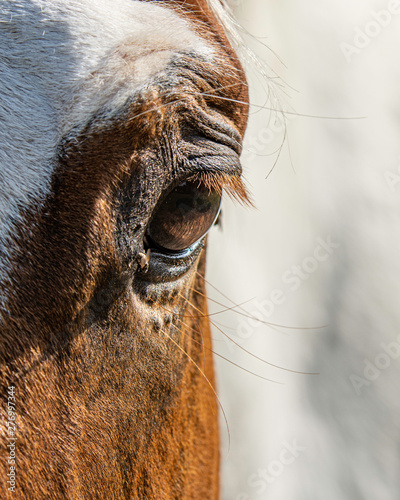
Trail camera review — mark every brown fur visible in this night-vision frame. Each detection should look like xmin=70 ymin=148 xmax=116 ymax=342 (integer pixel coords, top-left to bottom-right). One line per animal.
xmin=0 ymin=1 xmax=248 ymax=498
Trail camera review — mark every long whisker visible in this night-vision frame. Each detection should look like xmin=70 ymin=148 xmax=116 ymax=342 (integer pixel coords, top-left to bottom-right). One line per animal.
xmin=184 ymin=290 xmax=317 ymax=376
xmin=151 ymin=295 xmax=284 ymax=384
xmin=158 ymin=319 xmax=232 ymax=454
xmin=196 ymin=94 xmax=367 ymax=120
xmin=129 ymin=92 xmax=364 ymax=125
xmin=147 ymin=293 xmax=256 ymax=321
xmin=175 ymin=317 xmax=283 ymax=384
xmin=242 ymin=140 xmax=286 ymax=159
xmin=196 ymin=272 xmax=328 ymax=330
xmin=127 ymin=75 xmax=363 ymax=128
xmin=206 ymin=319 xmax=238 ymax=332
xmin=192 ymin=315 xmax=207 ymax=387
xmin=171 ymin=313 xmax=219 ymax=424
xmin=188 ymin=284 xmax=290 ymax=337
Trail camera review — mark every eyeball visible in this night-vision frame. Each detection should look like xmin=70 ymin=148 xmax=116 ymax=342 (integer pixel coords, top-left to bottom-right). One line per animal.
xmin=146 ymin=180 xmax=221 ymax=253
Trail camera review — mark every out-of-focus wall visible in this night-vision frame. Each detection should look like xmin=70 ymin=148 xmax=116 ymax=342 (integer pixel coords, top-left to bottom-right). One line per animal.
xmin=207 ymin=1 xmax=400 ymax=499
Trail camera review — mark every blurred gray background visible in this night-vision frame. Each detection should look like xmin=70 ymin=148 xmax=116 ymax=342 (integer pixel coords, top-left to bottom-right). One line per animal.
xmin=207 ymin=1 xmax=400 ymax=499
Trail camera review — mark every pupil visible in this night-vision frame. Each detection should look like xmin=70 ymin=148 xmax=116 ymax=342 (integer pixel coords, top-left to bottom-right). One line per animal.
xmin=146 ymin=181 xmax=221 ymax=252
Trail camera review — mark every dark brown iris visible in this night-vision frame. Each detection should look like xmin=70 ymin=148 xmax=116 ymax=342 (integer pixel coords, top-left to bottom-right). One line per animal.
xmin=146 ymin=181 xmax=221 ymax=252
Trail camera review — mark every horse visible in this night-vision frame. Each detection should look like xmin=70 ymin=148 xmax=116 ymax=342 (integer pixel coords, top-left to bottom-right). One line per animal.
xmin=0 ymin=1 xmax=250 ymax=498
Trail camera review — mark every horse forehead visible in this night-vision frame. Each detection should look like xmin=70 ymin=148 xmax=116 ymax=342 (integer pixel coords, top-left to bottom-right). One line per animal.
xmin=0 ymin=0 xmax=216 ymax=308
xmin=1 ymin=0 xmax=214 ymax=127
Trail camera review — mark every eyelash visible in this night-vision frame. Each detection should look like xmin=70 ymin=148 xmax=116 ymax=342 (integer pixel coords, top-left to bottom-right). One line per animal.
xmin=186 ymin=171 xmax=252 ymax=206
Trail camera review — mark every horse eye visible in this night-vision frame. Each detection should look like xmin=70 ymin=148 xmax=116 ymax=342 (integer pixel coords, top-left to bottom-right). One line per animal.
xmin=146 ymin=180 xmax=221 ymax=253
